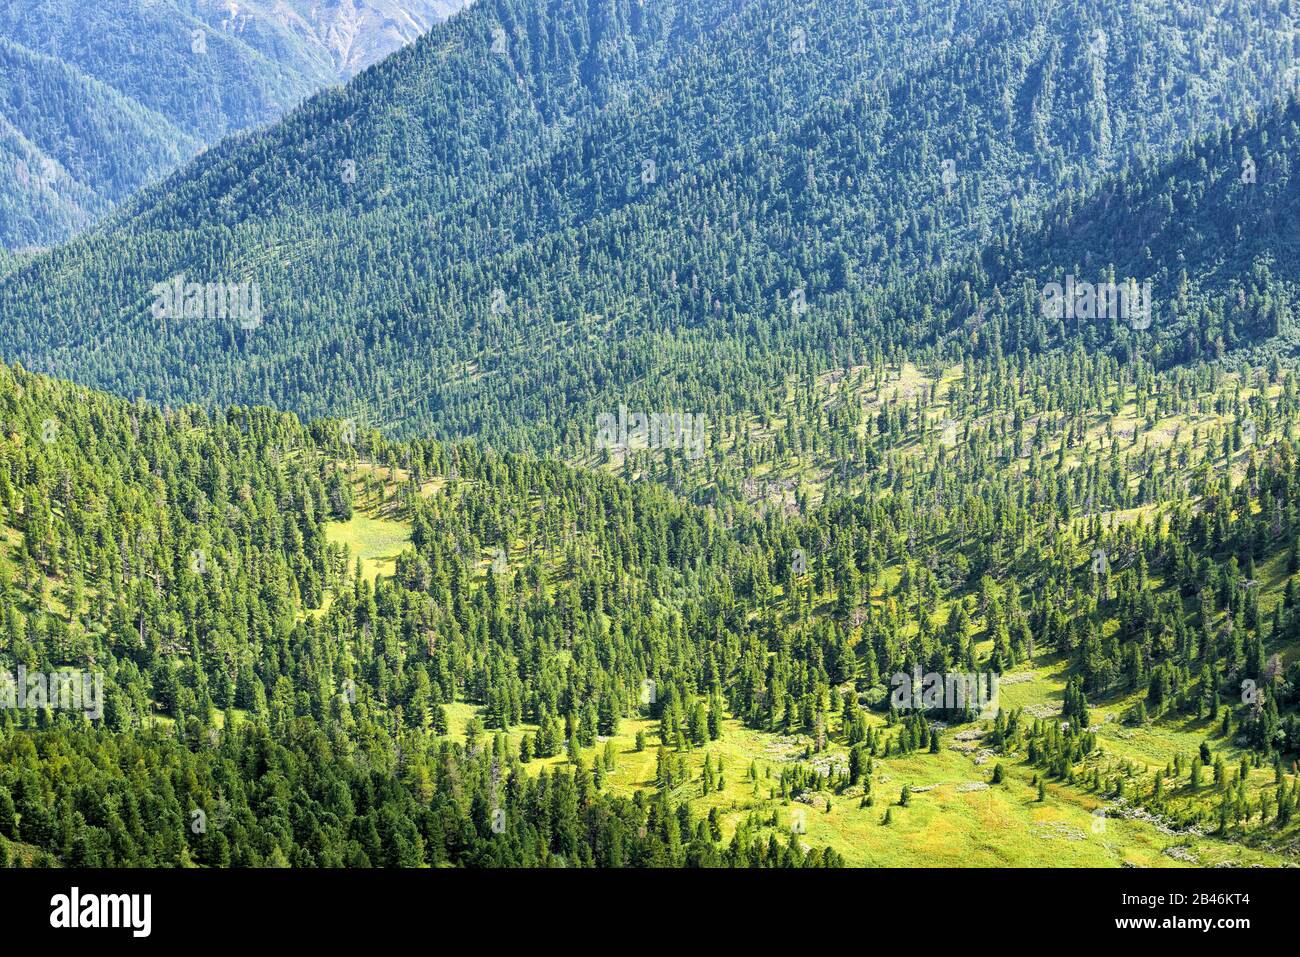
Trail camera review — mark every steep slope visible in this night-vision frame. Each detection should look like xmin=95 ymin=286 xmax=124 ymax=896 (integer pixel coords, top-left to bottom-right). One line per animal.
xmin=0 ymin=36 xmax=196 ymax=248
xmin=1 ymin=0 xmax=1295 ymax=445
xmin=3 ymin=346 xmax=1300 ymax=866
xmin=0 ymin=357 xmax=856 ymax=866
xmin=0 ymin=0 xmax=470 ymax=247
xmin=871 ymin=92 xmax=1300 ymax=373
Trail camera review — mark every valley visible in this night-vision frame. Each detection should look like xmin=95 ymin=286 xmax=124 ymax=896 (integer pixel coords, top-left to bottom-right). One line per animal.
xmin=1 ymin=0 xmax=1300 ymax=879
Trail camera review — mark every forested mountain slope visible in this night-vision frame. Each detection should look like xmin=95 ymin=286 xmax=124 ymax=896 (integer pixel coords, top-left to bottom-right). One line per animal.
xmin=1 ymin=0 xmax=1295 ymax=445
xmin=0 ymin=34 xmax=198 ymax=247
xmin=5 ymin=343 xmax=1300 ymax=866
xmin=878 ymin=93 xmax=1300 ymax=373
xmin=0 ymin=0 xmax=469 ymax=248
xmin=0 ymin=358 xmax=851 ymax=865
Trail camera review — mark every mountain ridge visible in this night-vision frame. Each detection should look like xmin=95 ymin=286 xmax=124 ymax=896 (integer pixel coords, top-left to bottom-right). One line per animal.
xmin=2 ymin=0 xmax=1298 ymax=454
xmin=0 ymin=0 xmax=471 ymax=248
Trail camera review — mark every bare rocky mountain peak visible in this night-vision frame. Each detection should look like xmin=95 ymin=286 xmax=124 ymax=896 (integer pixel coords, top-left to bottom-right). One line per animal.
xmin=228 ymin=0 xmax=471 ymax=78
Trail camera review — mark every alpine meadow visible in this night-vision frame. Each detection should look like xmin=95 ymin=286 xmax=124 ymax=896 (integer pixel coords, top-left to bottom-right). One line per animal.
xmin=1 ymin=0 xmax=1300 ymax=933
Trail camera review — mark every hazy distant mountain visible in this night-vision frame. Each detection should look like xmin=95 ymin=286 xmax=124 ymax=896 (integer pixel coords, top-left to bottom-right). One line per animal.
xmin=268 ymin=0 xmax=469 ymax=77
xmin=0 ymin=0 xmax=470 ymax=248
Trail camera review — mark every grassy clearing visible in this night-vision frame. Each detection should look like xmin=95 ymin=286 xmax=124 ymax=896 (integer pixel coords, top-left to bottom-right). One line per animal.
xmin=325 ymin=513 xmax=410 ymax=582
xmin=436 ymin=692 xmax=1291 ymax=867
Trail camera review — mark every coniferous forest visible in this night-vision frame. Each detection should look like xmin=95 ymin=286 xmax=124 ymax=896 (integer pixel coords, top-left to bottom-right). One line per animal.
xmin=4 ymin=0 xmax=1300 ymax=902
